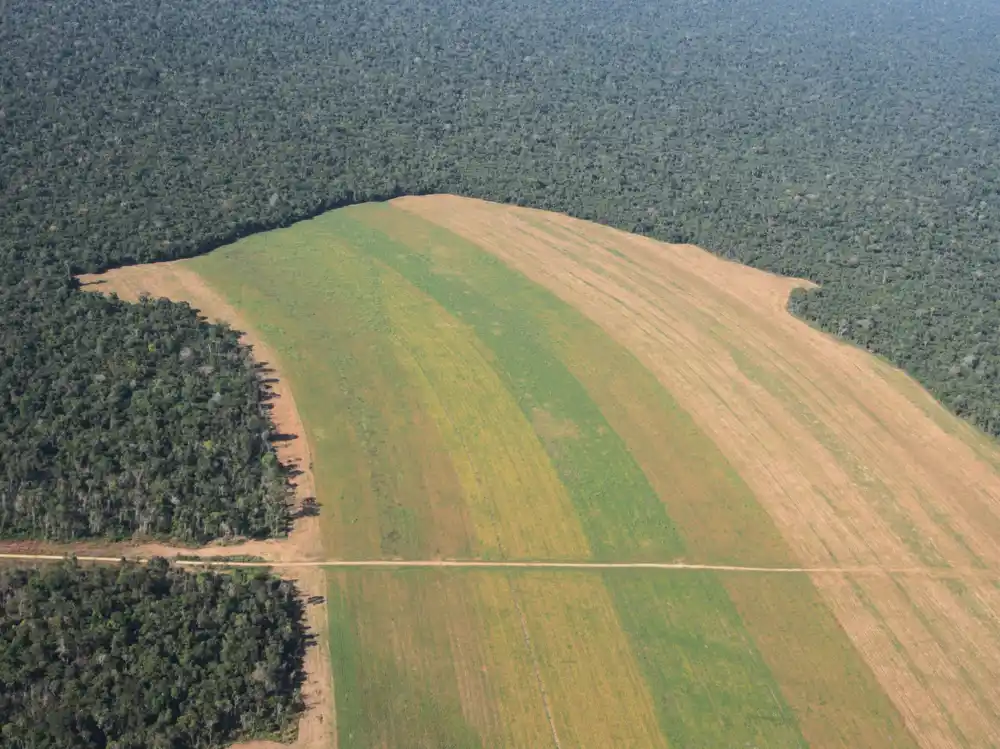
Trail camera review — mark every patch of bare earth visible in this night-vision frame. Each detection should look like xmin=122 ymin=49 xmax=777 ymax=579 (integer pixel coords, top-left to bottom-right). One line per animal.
xmin=397 ymin=194 xmax=1000 ymax=749
xmin=531 ymin=408 xmax=580 ymax=443
xmin=76 ymin=262 xmax=336 ymax=749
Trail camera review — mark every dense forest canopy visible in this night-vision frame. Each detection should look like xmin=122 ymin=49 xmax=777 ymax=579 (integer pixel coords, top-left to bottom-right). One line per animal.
xmin=1 ymin=0 xmax=1000 ymax=540
xmin=0 ymin=559 xmax=306 ymax=748
xmin=0 ymin=281 xmax=290 ymax=542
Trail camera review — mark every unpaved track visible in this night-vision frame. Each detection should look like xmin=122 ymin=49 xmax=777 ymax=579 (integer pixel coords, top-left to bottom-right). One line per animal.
xmin=398 ymin=194 xmax=1000 ymax=749
xmin=77 ymin=264 xmax=336 ymax=749
xmin=3 ymin=552 xmax=997 ymax=578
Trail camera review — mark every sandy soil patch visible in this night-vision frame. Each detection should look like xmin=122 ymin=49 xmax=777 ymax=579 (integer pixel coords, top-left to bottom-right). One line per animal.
xmin=77 ymin=262 xmax=335 ymax=749
xmin=397 ymin=194 xmax=1000 ymax=749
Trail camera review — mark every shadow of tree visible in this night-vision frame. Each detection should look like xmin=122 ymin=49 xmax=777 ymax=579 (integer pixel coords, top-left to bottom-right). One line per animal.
xmin=292 ymin=497 xmax=320 ymax=519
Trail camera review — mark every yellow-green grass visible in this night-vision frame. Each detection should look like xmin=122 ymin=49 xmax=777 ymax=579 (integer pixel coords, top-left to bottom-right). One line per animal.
xmin=330 ymin=570 xmax=805 ymax=748
xmin=334 ymin=204 xmax=686 ymax=561
xmin=604 ymin=570 xmax=806 ymax=748
xmin=327 ymin=569 xmax=552 ymax=748
xmin=509 ymin=571 xmax=669 ymax=748
xmin=189 ymin=227 xmax=588 ymax=561
xmin=183 ymin=200 xmax=918 ymax=748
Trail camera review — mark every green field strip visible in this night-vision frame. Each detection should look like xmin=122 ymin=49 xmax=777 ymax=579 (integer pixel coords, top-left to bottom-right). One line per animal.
xmin=888 ymin=574 xmax=1000 ymax=731
xmin=190 ymin=221 xmax=588 ymax=561
xmin=335 ymin=203 xmax=684 ymax=561
xmin=552 ymin=315 xmax=797 ymax=567
xmin=604 ymin=569 xmax=807 ymax=749
xmin=723 ymin=573 xmax=919 ymax=749
xmin=327 ymin=580 xmax=481 ymax=748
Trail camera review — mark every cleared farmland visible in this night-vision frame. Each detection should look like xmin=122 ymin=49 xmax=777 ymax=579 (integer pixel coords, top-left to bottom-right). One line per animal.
xmin=75 ymin=195 xmax=1000 ymax=748
xmin=397 ymin=195 xmax=1000 ymax=747
xmin=182 ymin=206 xmax=834 ymax=746
xmin=327 ymin=569 xmax=802 ymax=748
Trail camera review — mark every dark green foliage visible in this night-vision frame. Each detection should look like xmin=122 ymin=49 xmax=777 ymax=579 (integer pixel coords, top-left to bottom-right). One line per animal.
xmin=0 ymin=559 xmax=306 ymax=749
xmin=1 ymin=0 xmax=999 ymax=547
xmin=0 ymin=277 xmax=290 ymax=542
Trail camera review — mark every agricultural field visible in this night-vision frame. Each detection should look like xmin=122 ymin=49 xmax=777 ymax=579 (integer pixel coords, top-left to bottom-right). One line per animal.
xmin=83 ymin=196 xmax=1000 ymax=748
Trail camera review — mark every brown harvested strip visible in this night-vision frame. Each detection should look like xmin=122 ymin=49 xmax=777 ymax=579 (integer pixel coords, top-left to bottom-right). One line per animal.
xmin=846 ymin=573 xmax=997 ymax=748
xmin=812 ymin=574 xmax=957 ymax=749
xmin=722 ymin=573 xmax=919 ymax=749
xmin=893 ymin=576 xmax=1000 ymax=735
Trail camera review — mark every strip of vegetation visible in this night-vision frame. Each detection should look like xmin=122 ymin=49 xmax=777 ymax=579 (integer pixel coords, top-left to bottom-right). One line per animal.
xmin=1 ymin=0 xmax=999 ymax=546
xmin=172 ymin=554 xmax=269 ymax=563
xmin=0 ymin=559 xmax=306 ymax=748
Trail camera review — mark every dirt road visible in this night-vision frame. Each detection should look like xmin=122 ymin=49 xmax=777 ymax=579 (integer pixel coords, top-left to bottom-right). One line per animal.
xmin=3 ymin=552 xmax=995 ymax=578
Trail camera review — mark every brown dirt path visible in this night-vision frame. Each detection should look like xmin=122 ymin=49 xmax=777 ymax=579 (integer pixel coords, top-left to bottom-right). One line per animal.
xmin=6 ymin=552 xmax=1000 ymax=577
xmin=76 ymin=263 xmax=336 ymax=749
xmin=397 ymin=194 xmax=1000 ymax=749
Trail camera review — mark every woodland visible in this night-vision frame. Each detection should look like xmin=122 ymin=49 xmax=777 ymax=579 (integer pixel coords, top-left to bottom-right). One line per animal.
xmin=0 ymin=284 xmax=290 ymax=541
xmin=3 ymin=0 xmax=1000 ymax=542
xmin=0 ymin=559 xmax=306 ymax=748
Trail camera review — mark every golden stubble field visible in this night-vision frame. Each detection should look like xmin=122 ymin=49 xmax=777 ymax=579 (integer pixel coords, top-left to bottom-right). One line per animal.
xmin=397 ymin=195 xmax=1000 ymax=748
